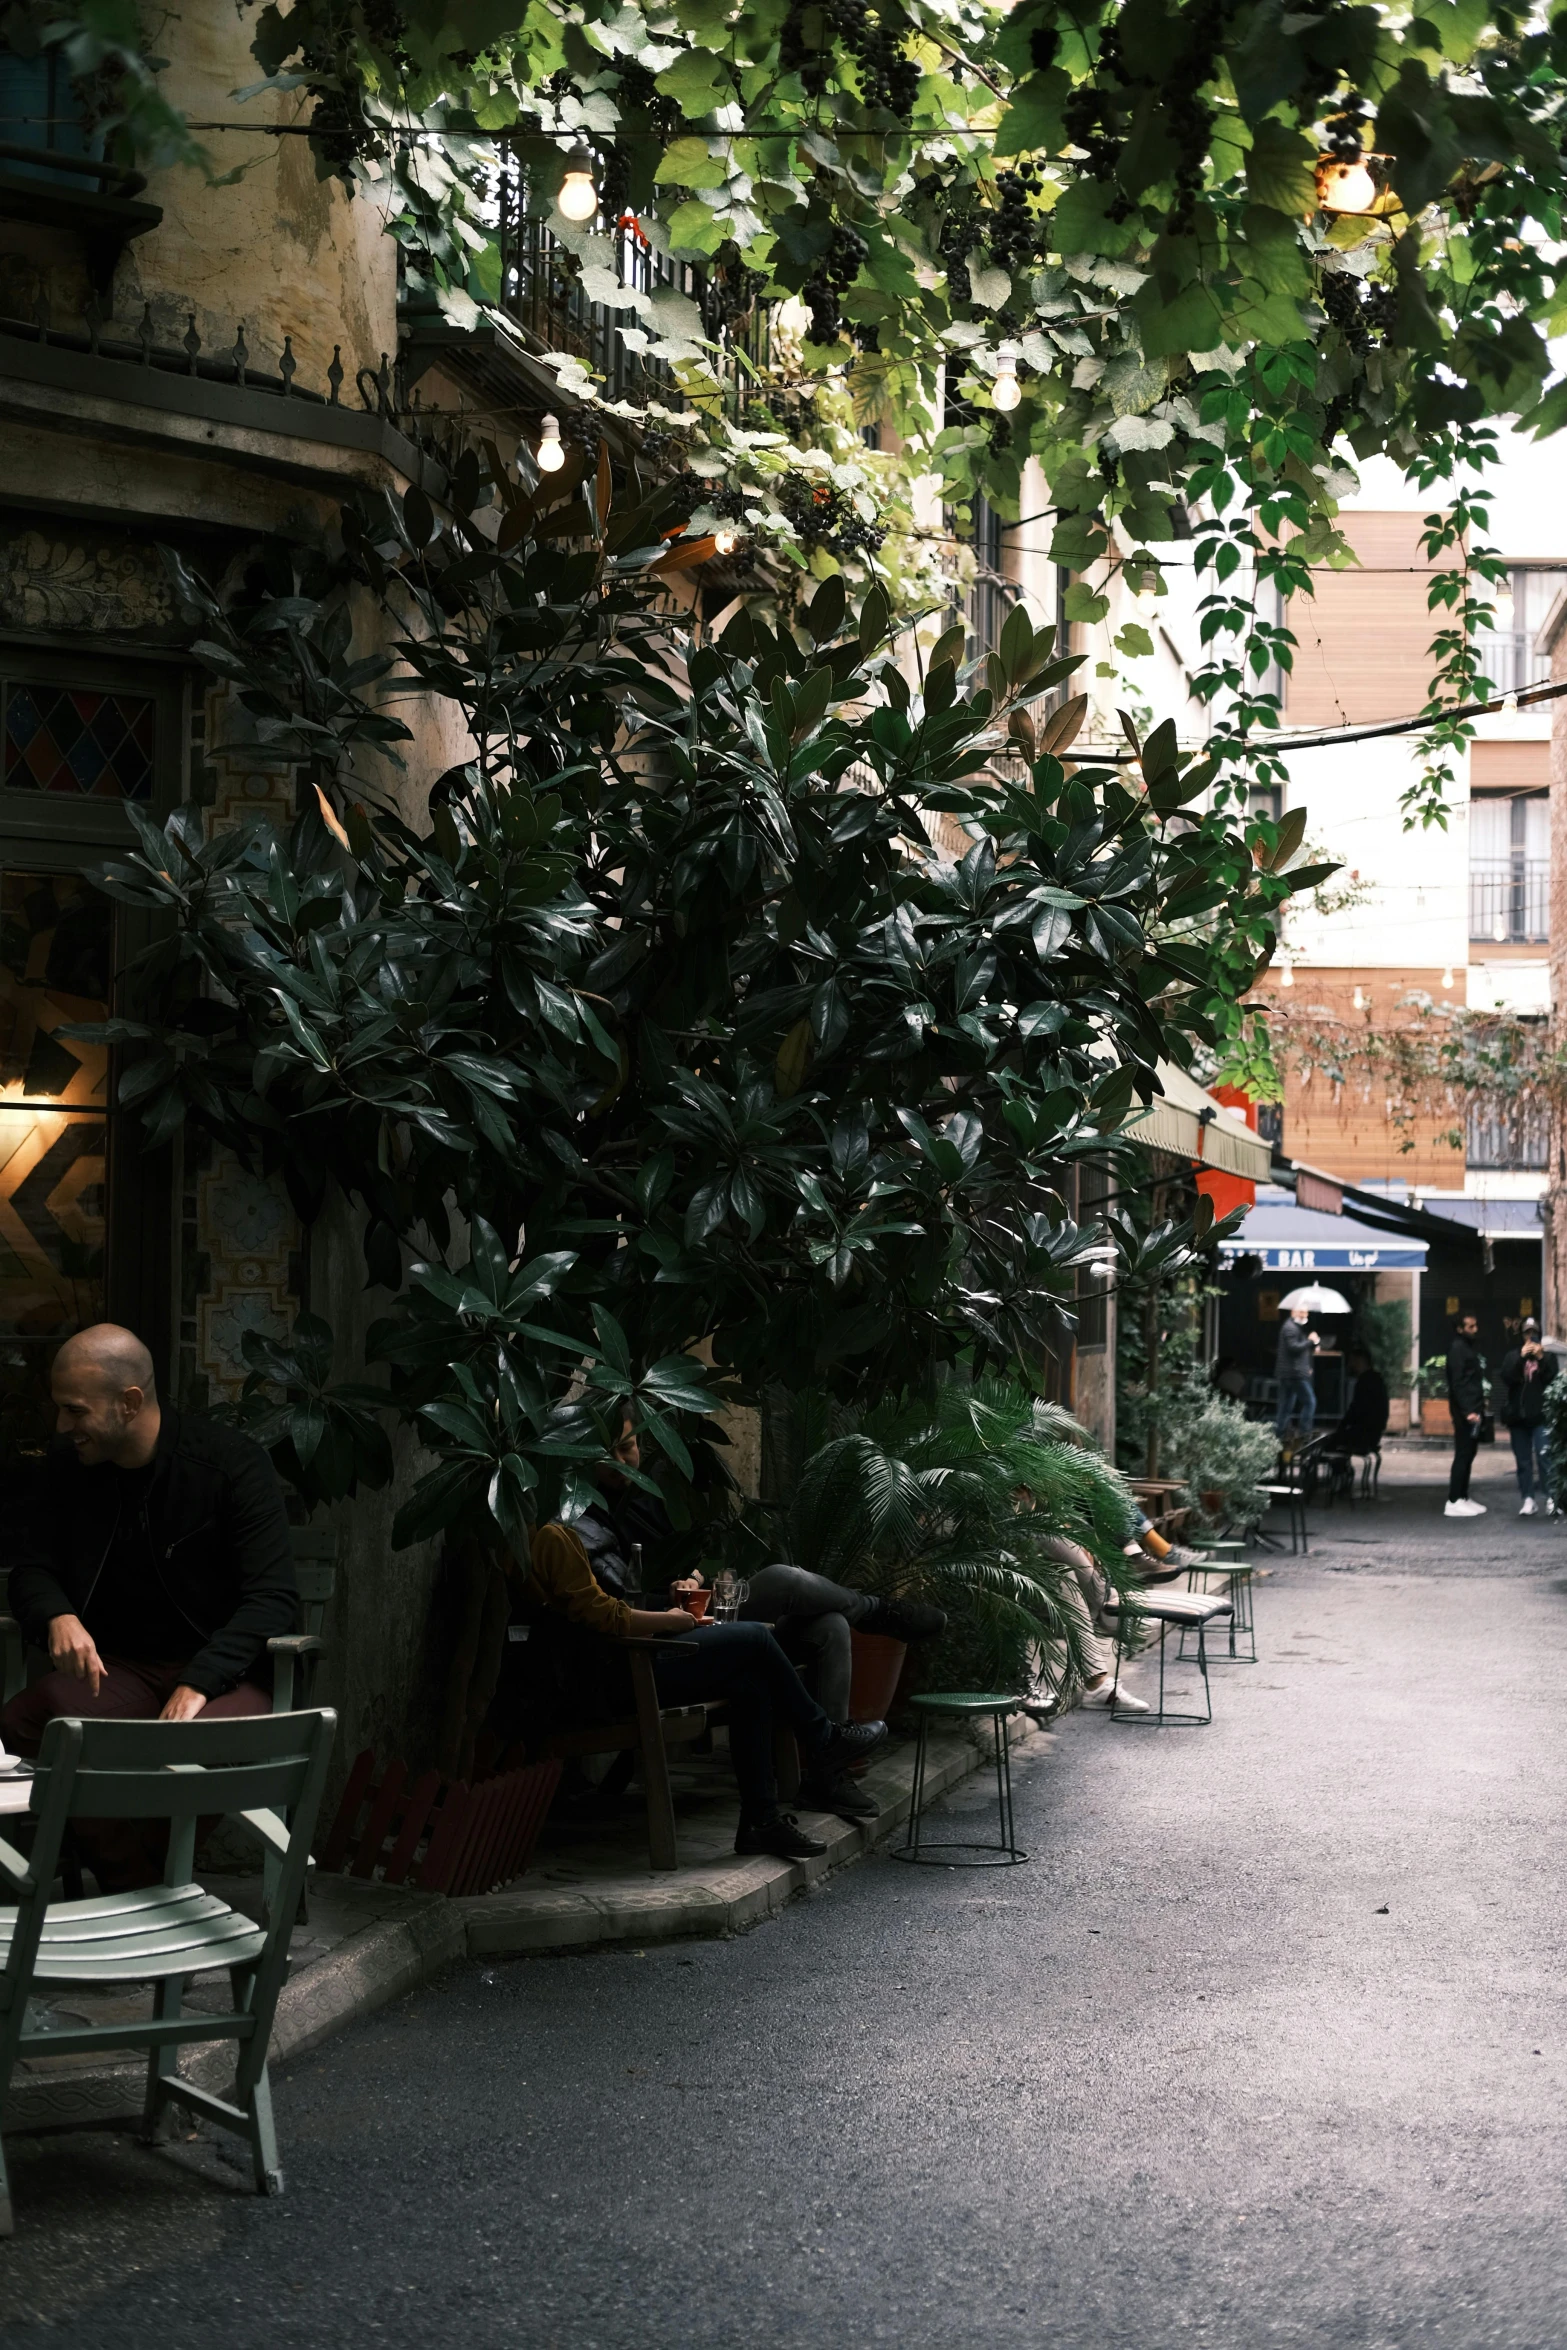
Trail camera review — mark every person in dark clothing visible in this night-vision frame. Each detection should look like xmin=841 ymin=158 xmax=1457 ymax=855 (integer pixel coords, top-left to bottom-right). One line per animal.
xmin=1444 ymin=1313 xmax=1488 ymax=1517
xmin=1339 ymin=1348 xmax=1390 ymax=1458
xmin=1274 ymin=1308 xmax=1320 ymax=1438
xmin=3 ymin=1324 xmax=297 ymax=1746
xmin=515 ymin=1521 xmax=888 ymax=1860
xmin=1498 ymin=1317 xmax=1557 ymax=1516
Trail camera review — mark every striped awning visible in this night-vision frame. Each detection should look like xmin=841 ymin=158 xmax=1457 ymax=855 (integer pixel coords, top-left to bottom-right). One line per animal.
xmin=1122 ymin=1063 xmax=1273 ymax=1182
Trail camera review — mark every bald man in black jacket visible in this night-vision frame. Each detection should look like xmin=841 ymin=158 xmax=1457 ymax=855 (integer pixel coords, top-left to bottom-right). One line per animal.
xmin=3 ymin=1324 xmax=297 ymax=1763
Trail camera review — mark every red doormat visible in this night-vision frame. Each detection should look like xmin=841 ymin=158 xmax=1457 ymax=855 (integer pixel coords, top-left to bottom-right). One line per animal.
xmin=320 ymin=1751 xmax=562 ymax=1898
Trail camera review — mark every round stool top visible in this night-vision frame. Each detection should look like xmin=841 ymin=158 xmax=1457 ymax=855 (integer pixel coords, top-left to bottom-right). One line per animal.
xmin=908 ymin=1691 xmax=1025 ymax=1716
xmin=1188 ymin=1540 xmax=1247 ymax=1555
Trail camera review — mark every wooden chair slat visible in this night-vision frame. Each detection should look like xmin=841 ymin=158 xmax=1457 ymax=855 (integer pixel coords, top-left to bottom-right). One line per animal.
xmin=23 ymin=1920 xmax=267 ymax=1976
xmin=38 ymin=1761 xmax=314 ymax=1818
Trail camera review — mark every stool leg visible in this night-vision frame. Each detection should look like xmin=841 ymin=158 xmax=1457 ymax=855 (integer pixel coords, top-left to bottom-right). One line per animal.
xmin=1197 ymin=1622 xmax=1212 ymax=1723
xmin=996 ymin=1712 xmax=1018 ymax=1859
xmin=906 ymin=1717 xmax=929 ymax=1859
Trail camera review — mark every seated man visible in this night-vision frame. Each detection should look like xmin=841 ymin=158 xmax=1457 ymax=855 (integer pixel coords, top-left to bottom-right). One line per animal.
xmin=517 ymin=1518 xmax=887 ymax=1860
xmin=1336 ymin=1346 xmax=1390 ymax=1461
xmin=3 ymin=1324 xmax=298 ymax=1883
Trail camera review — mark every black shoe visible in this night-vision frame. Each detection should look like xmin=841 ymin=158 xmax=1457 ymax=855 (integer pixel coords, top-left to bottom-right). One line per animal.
xmin=820 ymin=1718 xmax=889 ymax=1772
xmin=859 ymin=1597 xmax=948 ymax=1643
xmin=798 ymin=1771 xmax=879 ymax=1822
xmin=734 ymin=1812 xmax=829 ymax=1860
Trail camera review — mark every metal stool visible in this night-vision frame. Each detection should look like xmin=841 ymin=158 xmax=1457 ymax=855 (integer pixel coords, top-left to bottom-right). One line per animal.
xmin=1181 ymin=1542 xmax=1257 ymax=1664
xmin=1099 ymin=1588 xmax=1232 ymax=1725
xmin=891 ymin=1693 xmax=1027 ymax=1867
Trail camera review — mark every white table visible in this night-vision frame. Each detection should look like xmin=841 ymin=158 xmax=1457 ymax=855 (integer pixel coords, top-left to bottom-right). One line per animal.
xmin=0 ymin=1773 xmax=33 ymax=1816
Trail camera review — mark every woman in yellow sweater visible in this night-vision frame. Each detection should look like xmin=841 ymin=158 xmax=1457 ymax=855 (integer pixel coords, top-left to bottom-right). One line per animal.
xmin=521 ymin=1519 xmax=889 ymax=1859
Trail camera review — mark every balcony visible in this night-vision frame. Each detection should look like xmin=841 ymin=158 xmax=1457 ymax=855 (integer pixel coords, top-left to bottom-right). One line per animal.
xmin=1466 ymin=1099 xmax=1550 ymax=1171
xmin=1473 ymin=629 xmax=1552 ymax=696
xmin=1469 ymin=857 xmax=1548 ymax=944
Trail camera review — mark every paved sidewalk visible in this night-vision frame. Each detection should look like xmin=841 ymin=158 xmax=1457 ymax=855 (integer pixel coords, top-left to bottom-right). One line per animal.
xmin=7 ymin=1455 xmax=1566 ymax=2346
xmin=7 ymin=1717 xmax=1035 ymax=2133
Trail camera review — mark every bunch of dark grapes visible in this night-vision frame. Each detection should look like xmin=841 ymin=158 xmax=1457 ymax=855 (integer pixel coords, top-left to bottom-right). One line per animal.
xmin=779 ymin=0 xmax=918 ymax=115
xmin=804 ymin=224 xmax=868 ymax=344
xmin=775 ymin=472 xmax=886 ymax=558
xmin=989 ymin=162 xmax=1052 ymax=274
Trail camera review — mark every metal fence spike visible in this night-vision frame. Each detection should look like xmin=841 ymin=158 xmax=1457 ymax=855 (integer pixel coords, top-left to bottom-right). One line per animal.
xmin=232 ymin=321 xmax=249 ymax=387
xmin=138 ymin=302 xmax=155 ymax=365
xmin=280 ymin=334 xmax=297 ymax=396
xmin=328 ymin=344 xmax=343 ymax=405
xmin=184 ymin=313 xmax=201 ymax=375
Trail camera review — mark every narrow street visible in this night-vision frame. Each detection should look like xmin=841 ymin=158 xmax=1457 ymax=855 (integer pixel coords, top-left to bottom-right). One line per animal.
xmin=5 ymin=1448 xmax=1566 ymax=2350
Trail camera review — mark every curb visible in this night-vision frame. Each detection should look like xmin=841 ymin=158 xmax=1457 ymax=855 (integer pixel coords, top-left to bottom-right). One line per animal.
xmin=6 ymin=1717 xmax=1045 ymax=2132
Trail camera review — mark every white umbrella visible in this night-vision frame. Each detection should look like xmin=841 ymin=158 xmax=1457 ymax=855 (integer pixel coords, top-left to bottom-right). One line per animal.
xmin=1278 ymin=1282 xmax=1352 ymax=1313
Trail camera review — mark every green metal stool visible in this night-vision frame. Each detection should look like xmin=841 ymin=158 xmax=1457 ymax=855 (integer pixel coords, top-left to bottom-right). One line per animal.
xmin=891 ymin=1694 xmax=1027 ymax=1867
xmin=1181 ymin=1542 xmax=1257 ymax=1665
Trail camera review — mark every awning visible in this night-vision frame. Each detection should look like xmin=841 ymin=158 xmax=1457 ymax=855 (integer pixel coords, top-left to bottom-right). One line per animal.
xmin=1217 ymin=1189 xmax=1427 ymax=1272
xmin=1123 ymin=1063 xmax=1274 ymax=1183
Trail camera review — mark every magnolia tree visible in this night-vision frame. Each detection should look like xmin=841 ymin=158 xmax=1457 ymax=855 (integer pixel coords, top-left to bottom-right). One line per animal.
xmin=81 ymin=458 xmax=1322 ymax=1547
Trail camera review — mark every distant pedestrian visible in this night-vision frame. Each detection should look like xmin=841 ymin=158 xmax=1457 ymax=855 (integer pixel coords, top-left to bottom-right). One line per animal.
xmin=1274 ymin=1306 xmax=1320 ymax=1442
xmin=1444 ymin=1312 xmax=1487 ymax=1519
xmin=1498 ymin=1317 xmax=1556 ymax=1518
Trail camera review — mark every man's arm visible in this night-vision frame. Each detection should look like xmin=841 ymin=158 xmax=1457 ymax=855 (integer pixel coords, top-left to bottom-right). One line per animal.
xmin=6 ymin=1451 xmax=84 ymax=1650
xmin=175 ymin=1438 xmax=297 ymax=1699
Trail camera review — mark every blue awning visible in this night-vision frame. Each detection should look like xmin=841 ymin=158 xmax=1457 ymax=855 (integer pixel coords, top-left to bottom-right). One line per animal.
xmin=1217 ymin=1191 xmax=1427 ymax=1272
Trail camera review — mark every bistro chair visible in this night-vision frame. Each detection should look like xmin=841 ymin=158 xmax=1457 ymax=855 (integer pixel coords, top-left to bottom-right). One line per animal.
xmin=1098 ymin=1586 xmax=1233 ymax=1726
xmin=0 ymin=1707 xmax=335 ymax=2236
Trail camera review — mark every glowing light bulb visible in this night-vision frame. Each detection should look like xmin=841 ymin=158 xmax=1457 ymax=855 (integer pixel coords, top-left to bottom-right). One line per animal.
xmin=1502 ymin=691 xmax=1519 ymax=715
xmin=557 ymin=144 xmax=599 ymax=223
xmin=1280 ymin=961 xmax=1295 ymax=989
xmin=536 ymin=413 xmax=565 ymax=473
xmin=714 ymin=526 xmax=739 ymax=555
xmin=992 ymin=345 xmax=1022 ymax=412
xmin=1352 ymin=985 xmax=1365 ymax=1010
xmin=1317 ymin=155 xmax=1377 ymax=213
xmin=1441 ymin=965 xmax=1455 ymax=990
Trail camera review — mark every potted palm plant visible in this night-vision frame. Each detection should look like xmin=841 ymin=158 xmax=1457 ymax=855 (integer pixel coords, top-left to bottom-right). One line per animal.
xmin=783 ymin=1378 xmax=1137 ymax=1709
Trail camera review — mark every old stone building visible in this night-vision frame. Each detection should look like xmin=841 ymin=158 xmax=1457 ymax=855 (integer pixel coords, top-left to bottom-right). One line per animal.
xmin=0 ymin=15 xmax=452 ymax=1759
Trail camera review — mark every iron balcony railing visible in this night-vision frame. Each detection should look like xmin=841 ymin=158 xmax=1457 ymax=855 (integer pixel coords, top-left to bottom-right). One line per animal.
xmin=1469 ymin=857 xmax=1549 ymax=944
xmin=492 ymin=162 xmax=769 ymax=420
xmin=1473 ymin=629 xmax=1552 ymax=695
xmin=1466 ymin=1100 xmax=1550 ymax=1171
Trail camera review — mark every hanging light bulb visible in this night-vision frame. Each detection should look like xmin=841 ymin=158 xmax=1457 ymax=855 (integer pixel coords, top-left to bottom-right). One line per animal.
xmin=1352 ymin=984 xmax=1365 ymax=1011
xmin=992 ymin=344 xmax=1022 ymax=412
xmin=1315 ymin=153 xmax=1381 ymax=213
xmin=713 ymin=526 xmax=740 ymax=555
xmin=557 ymin=143 xmax=599 ymax=223
xmin=535 ymin=413 xmax=566 ymax=473
xmin=1441 ymin=965 xmax=1455 ymax=990
xmin=1280 ymin=960 xmax=1295 ymax=989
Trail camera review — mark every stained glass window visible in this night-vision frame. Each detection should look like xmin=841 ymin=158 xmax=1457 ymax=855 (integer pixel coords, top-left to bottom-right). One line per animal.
xmin=2 ymin=684 xmax=155 ymax=800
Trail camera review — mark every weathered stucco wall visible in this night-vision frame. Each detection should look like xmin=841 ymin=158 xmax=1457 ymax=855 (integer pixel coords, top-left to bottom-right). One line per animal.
xmin=119 ymin=7 xmax=396 ymax=393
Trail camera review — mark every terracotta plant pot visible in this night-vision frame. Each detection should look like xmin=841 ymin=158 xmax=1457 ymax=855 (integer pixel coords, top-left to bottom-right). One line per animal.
xmin=1423 ymin=1398 xmax=1452 ymax=1437
xmin=846 ymin=1630 xmax=907 ymax=1774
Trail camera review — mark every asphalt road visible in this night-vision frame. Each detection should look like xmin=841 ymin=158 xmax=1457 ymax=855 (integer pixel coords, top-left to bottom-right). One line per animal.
xmin=5 ymin=1451 xmax=1566 ymax=2349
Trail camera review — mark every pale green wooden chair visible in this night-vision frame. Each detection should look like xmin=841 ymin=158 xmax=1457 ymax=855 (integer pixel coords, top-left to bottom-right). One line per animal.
xmin=0 ymin=1705 xmax=336 ymax=2236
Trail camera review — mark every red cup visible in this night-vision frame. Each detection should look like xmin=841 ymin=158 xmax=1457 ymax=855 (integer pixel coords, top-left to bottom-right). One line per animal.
xmin=682 ymin=1588 xmax=712 ymax=1620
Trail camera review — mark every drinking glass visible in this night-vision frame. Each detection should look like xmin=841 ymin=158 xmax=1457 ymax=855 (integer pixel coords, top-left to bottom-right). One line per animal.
xmin=711 ymin=1571 xmax=750 ymax=1622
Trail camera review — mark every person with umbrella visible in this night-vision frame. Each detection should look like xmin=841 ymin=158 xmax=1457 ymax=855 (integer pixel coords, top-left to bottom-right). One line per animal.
xmin=1274 ymin=1283 xmax=1341 ymax=1442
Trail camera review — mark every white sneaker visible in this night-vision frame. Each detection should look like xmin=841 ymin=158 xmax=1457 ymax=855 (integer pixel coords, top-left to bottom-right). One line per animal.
xmin=1443 ymin=1498 xmax=1486 ymax=1517
xmin=1080 ymin=1681 xmax=1150 ymax=1713
xmin=1520 ymin=1497 xmax=1538 ymax=1517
